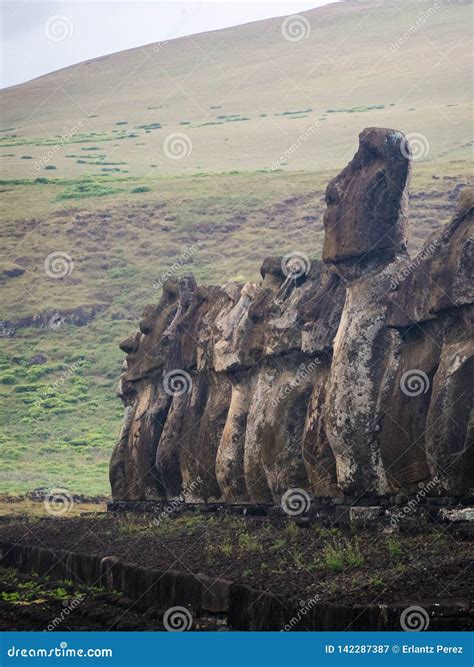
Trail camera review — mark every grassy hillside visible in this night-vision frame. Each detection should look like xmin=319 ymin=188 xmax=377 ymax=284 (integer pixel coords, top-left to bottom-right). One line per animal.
xmin=0 ymin=0 xmax=472 ymax=496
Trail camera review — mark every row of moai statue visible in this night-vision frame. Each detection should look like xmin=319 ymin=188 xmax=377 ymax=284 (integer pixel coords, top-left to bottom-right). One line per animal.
xmin=110 ymin=128 xmax=473 ymax=503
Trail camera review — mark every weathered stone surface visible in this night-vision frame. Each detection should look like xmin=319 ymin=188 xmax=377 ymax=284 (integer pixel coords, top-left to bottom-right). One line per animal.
xmin=110 ymin=128 xmax=473 ymax=502
xmin=322 ymin=126 xmax=410 ymax=266
xmin=216 ymin=373 xmax=252 ymax=502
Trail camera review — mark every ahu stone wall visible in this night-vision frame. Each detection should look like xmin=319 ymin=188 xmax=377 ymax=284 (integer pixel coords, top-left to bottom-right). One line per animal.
xmin=109 ymin=127 xmax=473 ymax=503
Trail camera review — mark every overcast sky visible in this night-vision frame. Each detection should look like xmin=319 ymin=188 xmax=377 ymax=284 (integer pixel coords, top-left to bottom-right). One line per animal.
xmin=1 ymin=1 xmax=333 ymax=89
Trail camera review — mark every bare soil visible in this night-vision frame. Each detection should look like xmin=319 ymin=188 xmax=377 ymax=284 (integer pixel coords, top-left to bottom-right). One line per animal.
xmin=0 ymin=513 xmax=471 ymax=606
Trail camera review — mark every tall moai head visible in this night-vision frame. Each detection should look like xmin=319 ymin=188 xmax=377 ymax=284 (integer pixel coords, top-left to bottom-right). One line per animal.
xmin=322 ymin=127 xmax=411 ymax=268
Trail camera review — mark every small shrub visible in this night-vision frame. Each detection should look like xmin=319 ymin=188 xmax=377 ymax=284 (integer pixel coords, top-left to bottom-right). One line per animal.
xmin=21 ymin=155 xmax=32 ymax=159
xmin=322 ymin=544 xmax=344 ymax=572
xmin=45 ymin=165 xmax=57 ymax=170
xmin=279 ymin=108 xmax=313 ymax=116
xmin=345 ymin=541 xmax=364 ymax=567
xmin=2 ymin=591 xmax=21 ymax=602
xmin=0 ymin=373 xmax=16 ymax=384
xmin=271 ymin=537 xmax=286 ymax=550
xmin=136 ymin=123 xmax=161 ymax=130
xmin=284 ymin=521 xmax=299 ymax=540
xmin=220 ymin=542 xmax=232 ymax=557
xmin=289 ymin=548 xmax=305 ymax=568
xmin=52 ymin=587 xmax=69 ymax=600
xmin=315 ymin=526 xmax=340 ymax=538
xmin=237 ymin=531 xmax=263 ymax=553
xmin=369 ymin=575 xmax=385 ymax=587
xmin=385 ymin=537 xmax=402 ymax=558
xmin=107 ymin=266 xmax=135 ymax=280
xmin=132 ymin=186 xmax=152 ymax=193
xmin=321 ymin=538 xmax=364 ymax=570
xmin=458 ymin=188 xmax=474 ymax=215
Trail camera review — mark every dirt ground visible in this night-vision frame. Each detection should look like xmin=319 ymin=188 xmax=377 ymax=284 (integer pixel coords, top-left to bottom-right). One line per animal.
xmin=0 ymin=513 xmax=471 ymax=607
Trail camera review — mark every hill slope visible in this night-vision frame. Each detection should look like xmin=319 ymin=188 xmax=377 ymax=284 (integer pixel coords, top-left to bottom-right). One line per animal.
xmin=0 ymin=0 xmax=472 ymax=496
xmin=1 ymin=0 xmax=472 ymax=177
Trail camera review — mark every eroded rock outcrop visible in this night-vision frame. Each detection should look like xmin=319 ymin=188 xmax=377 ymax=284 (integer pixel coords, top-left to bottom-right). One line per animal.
xmin=110 ymin=128 xmax=473 ymax=502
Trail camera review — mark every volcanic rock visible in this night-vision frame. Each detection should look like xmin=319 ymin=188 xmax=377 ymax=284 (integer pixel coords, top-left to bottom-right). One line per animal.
xmin=110 ymin=128 xmax=473 ymax=502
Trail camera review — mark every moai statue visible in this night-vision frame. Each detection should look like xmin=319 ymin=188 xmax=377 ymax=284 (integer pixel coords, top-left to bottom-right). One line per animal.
xmin=322 ymin=127 xmax=412 ymax=495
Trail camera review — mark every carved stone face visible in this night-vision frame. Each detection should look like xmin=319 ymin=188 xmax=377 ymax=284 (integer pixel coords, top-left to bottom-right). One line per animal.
xmin=322 ymin=127 xmax=411 ymax=266
xmin=118 ymin=278 xmax=181 ymax=381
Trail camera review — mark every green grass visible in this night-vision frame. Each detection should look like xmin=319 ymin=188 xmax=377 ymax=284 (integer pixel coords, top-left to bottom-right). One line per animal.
xmin=135 ymin=122 xmax=162 ymax=130
xmin=55 ymin=177 xmax=125 ymax=200
xmin=368 ymin=575 xmax=385 ymax=587
xmin=277 ymin=108 xmax=313 ymax=116
xmin=385 ymin=537 xmax=402 ymax=558
xmin=0 ymin=131 xmax=131 ymax=148
xmin=322 ymin=544 xmax=345 ymax=572
xmin=237 ymin=531 xmax=263 ymax=553
xmin=326 ymin=104 xmax=385 ymax=113
xmin=321 ymin=540 xmax=365 ymax=571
